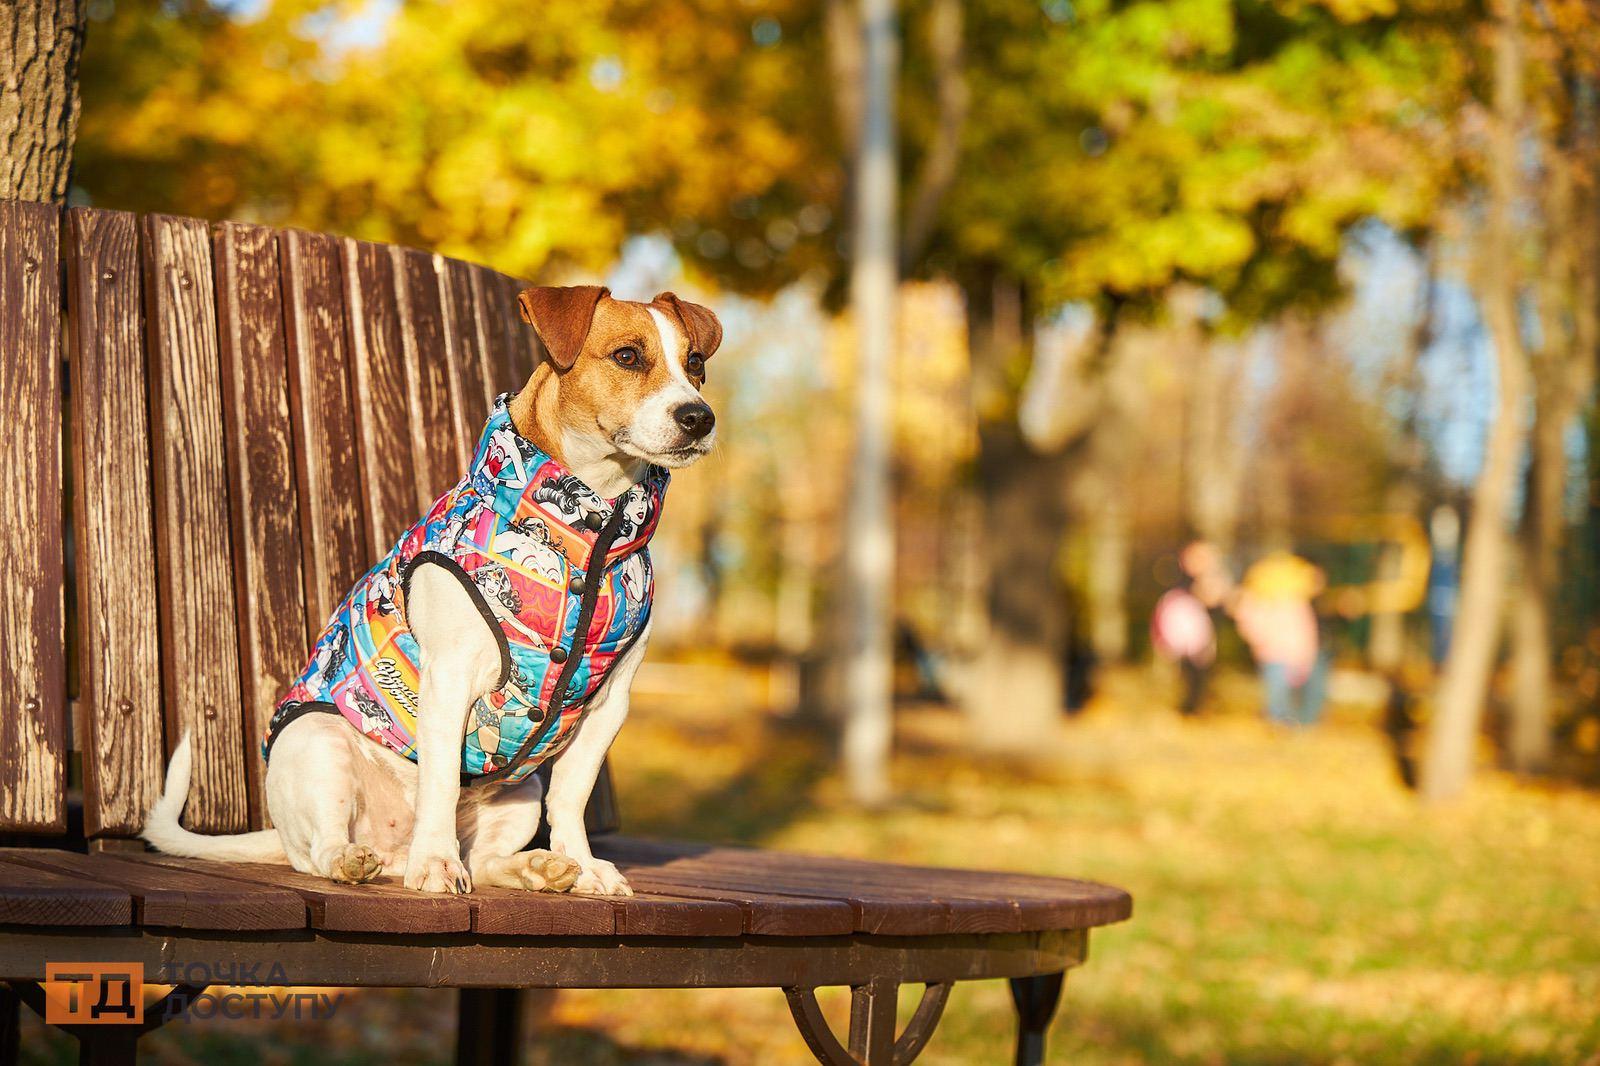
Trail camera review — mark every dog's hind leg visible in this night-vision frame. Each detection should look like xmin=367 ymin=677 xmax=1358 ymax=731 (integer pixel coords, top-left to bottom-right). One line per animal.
xmin=265 ymin=715 xmax=384 ymax=884
xmin=460 ymin=775 xmax=580 ymax=892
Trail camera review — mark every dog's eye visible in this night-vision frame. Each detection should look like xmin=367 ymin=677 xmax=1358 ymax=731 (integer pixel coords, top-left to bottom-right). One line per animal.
xmin=686 ymin=352 xmax=705 ymax=377
xmin=611 ymin=347 xmax=641 ymax=369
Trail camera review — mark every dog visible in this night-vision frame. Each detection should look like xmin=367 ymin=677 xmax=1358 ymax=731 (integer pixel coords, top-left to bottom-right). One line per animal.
xmin=143 ymin=285 xmax=720 ymax=896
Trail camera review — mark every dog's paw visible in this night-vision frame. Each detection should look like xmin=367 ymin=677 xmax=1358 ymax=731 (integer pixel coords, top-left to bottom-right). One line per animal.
xmin=326 ymin=843 xmax=383 ymax=884
xmin=404 ymin=850 xmax=472 ymax=894
xmin=571 ymin=856 xmax=633 ymax=897
xmin=509 ymin=850 xmax=583 ymax=893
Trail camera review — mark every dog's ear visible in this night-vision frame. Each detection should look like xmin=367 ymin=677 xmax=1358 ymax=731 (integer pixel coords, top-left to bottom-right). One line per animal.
xmin=653 ymin=291 xmax=723 ymax=360
xmin=518 ymin=285 xmax=611 ymax=370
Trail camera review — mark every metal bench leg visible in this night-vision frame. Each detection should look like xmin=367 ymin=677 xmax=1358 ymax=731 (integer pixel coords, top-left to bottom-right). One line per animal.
xmin=75 ymin=1029 xmax=139 ymax=1066
xmin=1 ymin=984 xmax=17 ymax=1066
xmin=785 ymin=981 xmax=951 ymax=1065
xmin=456 ymin=988 xmax=524 ymax=1066
xmin=849 ymin=978 xmax=898 ymax=1064
xmin=1009 ymin=972 xmax=1065 ymax=1066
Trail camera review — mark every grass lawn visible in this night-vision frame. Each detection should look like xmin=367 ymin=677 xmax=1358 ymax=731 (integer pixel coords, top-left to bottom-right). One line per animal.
xmin=19 ymin=665 xmax=1600 ymax=1064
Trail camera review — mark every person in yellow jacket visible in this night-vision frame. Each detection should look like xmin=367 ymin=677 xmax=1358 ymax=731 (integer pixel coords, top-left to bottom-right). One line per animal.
xmin=1233 ymin=551 xmax=1327 ymax=726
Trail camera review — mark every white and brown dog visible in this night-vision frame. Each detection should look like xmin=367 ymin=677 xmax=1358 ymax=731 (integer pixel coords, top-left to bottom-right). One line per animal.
xmin=143 ymin=286 xmax=720 ymax=896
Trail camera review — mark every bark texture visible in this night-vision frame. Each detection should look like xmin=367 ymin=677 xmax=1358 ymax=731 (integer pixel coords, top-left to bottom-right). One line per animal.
xmin=1506 ymin=77 xmax=1598 ymax=774
xmin=839 ymin=0 xmax=898 ymax=807
xmin=963 ymin=276 xmax=1071 ymax=751
xmin=1421 ymin=0 xmax=1530 ymax=802
xmin=0 ymin=0 xmax=87 ymax=203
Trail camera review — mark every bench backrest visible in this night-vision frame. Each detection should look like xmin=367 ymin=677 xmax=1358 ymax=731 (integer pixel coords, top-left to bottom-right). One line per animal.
xmin=0 ymin=201 xmax=617 ymax=841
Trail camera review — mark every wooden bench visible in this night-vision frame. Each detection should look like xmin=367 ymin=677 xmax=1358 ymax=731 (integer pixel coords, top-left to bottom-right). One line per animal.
xmin=0 ymin=200 xmax=1131 ymax=1065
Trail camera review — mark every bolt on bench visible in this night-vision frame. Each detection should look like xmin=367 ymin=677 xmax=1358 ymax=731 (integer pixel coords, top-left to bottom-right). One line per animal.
xmin=0 ymin=200 xmax=1131 ymax=1065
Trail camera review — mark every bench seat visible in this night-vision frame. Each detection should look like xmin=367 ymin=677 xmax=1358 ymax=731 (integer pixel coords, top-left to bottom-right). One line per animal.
xmin=0 ymin=838 xmax=1129 ymax=954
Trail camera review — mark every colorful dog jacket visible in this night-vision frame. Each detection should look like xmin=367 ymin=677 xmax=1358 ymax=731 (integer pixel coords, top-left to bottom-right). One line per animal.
xmin=265 ymin=393 xmax=667 ymax=784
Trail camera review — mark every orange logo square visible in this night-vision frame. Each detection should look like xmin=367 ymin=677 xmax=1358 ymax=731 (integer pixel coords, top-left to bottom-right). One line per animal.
xmin=43 ymin=963 xmax=144 ymax=1025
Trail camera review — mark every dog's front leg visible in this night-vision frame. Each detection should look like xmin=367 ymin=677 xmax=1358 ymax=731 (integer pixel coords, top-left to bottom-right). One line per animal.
xmin=545 ymin=622 xmax=652 ymax=896
xmin=405 ymin=562 xmax=501 ymax=893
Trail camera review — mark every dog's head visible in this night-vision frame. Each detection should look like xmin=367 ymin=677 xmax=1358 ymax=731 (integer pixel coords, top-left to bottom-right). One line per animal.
xmin=518 ymin=285 xmax=722 ymax=468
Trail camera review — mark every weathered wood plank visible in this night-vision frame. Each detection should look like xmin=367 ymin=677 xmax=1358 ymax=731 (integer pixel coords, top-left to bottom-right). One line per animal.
xmin=339 ymin=237 xmax=418 ymax=557
xmin=0 ymin=855 xmax=133 ymax=926
xmin=213 ymin=222 xmax=308 ymax=829
xmin=438 ymin=256 xmax=494 ymax=466
xmin=5 ymin=850 xmax=304 ymax=930
xmin=598 ymin=837 xmax=1135 ymax=932
xmin=63 ymin=207 xmax=164 ymax=839
xmin=280 ymin=229 xmax=367 ymax=641
xmin=608 ymin=893 xmax=745 ymax=938
xmin=141 ymin=213 xmax=250 ymax=833
xmin=0 ymin=201 xmax=66 ymax=834
xmin=395 ymin=246 xmax=458 ymax=501
xmin=470 ymin=264 xmax=525 ymax=398
xmin=499 ymin=272 xmax=539 ymax=382
xmin=129 ymin=853 xmax=471 ymax=934
xmin=614 ymin=878 xmax=856 ymax=937
xmin=468 ymin=887 xmax=617 ymax=937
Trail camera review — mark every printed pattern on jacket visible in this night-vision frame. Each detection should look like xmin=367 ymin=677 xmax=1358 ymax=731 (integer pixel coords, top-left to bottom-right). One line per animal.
xmin=267 ymin=394 xmax=667 ymax=783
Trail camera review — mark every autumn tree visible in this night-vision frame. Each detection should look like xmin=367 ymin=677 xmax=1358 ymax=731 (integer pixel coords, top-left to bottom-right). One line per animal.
xmin=916 ymin=0 xmax=1465 ymax=748
xmin=1505 ymin=3 xmax=1600 ymax=775
xmin=1 ymin=0 xmax=87 ymax=202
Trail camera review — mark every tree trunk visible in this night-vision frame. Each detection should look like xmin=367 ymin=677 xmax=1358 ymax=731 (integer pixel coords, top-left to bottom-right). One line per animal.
xmin=1421 ymin=0 xmax=1529 ymax=802
xmin=1182 ymin=314 xmax=1245 ymax=559
xmin=0 ymin=0 xmax=87 ymax=202
xmin=963 ymin=276 xmax=1069 ymax=751
xmin=839 ymin=0 xmax=898 ymax=807
xmin=1086 ymin=490 xmax=1130 ymax=664
xmin=1506 ymin=72 xmax=1600 ymax=774
xmin=1509 ymin=405 xmax=1562 ymax=772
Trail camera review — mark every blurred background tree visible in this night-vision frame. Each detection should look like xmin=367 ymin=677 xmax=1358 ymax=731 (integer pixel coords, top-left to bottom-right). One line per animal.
xmin=68 ymin=0 xmax=1600 ymax=799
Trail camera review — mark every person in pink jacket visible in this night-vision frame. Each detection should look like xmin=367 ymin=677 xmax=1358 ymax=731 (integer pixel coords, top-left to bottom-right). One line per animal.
xmin=1233 ymin=551 xmax=1328 ymax=726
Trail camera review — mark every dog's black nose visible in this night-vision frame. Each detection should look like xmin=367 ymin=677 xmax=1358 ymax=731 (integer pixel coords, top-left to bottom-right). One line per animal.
xmin=673 ymin=402 xmax=716 ymax=439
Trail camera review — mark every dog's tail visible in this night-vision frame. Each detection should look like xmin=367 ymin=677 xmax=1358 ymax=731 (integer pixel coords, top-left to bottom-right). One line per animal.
xmin=141 ymin=733 xmax=288 ymax=864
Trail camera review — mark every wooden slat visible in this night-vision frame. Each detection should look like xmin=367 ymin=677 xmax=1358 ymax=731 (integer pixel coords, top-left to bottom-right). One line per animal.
xmin=0 ymin=201 xmax=66 ymax=833
xmin=213 ymin=222 xmax=309 ymax=829
xmin=608 ymin=892 xmax=744 ymax=937
xmin=468 ymin=887 xmax=617 ymax=937
xmin=141 ymin=213 xmax=249 ymax=833
xmin=438 ymin=256 xmax=494 ymax=466
xmin=4 ymin=850 xmax=304 ymax=930
xmin=599 ymin=837 xmax=1134 ymax=932
xmin=620 ymin=867 xmax=946 ymax=935
xmin=280 ymin=229 xmax=367 ymax=640
xmin=128 ymin=853 xmax=729 ymax=937
xmin=0 ymin=854 xmax=133 ymax=925
xmin=395 ymin=246 xmax=459 ymax=502
xmin=499 ymin=272 xmax=539 ymax=382
xmin=615 ymin=878 xmax=856 ymax=936
xmin=129 ymin=854 xmax=470 ymax=934
xmin=471 ymin=264 xmax=525 ymax=398
xmin=63 ymin=207 xmax=163 ymax=838
xmin=340 ymin=237 xmax=418 ymax=557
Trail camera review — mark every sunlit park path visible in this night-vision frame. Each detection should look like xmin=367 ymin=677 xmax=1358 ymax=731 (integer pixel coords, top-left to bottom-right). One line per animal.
xmin=19 ymin=665 xmax=1600 ymax=1066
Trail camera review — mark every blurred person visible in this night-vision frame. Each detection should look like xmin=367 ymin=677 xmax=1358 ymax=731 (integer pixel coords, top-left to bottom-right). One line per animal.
xmin=1235 ymin=550 xmax=1328 ymax=727
xmin=1151 ymin=542 xmax=1222 ymax=716
xmin=894 ymin=619 xmax=948 ymax=702
xmin=1426 ymin=505 xmax=1461 ymax=667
